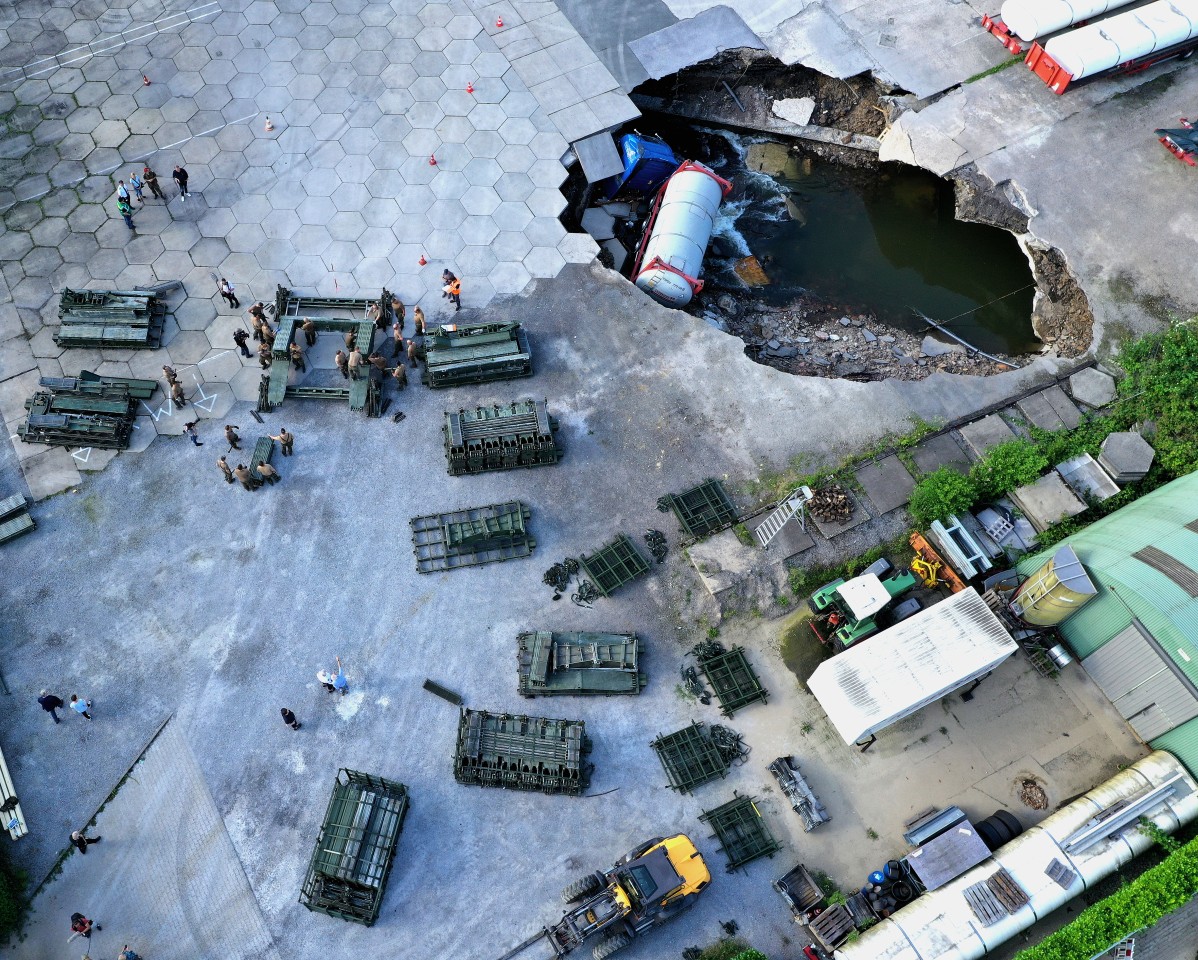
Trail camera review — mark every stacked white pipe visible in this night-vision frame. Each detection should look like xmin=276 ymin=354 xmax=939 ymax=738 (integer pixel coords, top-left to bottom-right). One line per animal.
xmin=634 ymin=164 xmax=726 ymax=309
xmin=1000 ymin=0 xmax=1137 ymax=43
xmin=1043 ymin=0 xmax=1198 ymax=80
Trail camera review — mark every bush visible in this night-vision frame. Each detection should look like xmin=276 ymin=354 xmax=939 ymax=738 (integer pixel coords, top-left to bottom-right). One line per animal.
xmin=1117 ymin=321 xmax=1198 ymax=476
xmin=1015 ymin=834 xmax=1198 ymax=960
xmin=970 ymin=440 xmax=1048 ymax=501
xmin=731 ymin=952 xmax=769 ymax=960
xmin=908 ymin=468 xmax=978 ymax=528
xmin=697 ymin=939 xmax=749 ymax=960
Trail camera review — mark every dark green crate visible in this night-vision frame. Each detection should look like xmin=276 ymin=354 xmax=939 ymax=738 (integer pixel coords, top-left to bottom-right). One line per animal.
xmin=578 ymin=534 xmax=650 ymax=597
xmin=660 ymin=479 xmax=738 ymax=538
xmin=443 ymin=399 xmax=561 ymax=475
xmin=517 ymin=632 xmax=645 ymax=697
xmin=697 ymin=646 xmax=768 ymax=717
xmin=422 ymin=321 xmax=532 ymax=388
xmin=300 ymin=769 xmax=409 ymax=926
xmin=651 ymin=721 xmax=729 ymax=794
xmin=700 ymin=794 xmax=781 ymax=872
xmin=410 ymin=501 xmax=535 ymax=573
xmin=453 ymin=708 xmax=589 ymax=796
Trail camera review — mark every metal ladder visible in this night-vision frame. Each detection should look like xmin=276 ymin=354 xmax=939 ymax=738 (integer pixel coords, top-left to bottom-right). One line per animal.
xmin=755 ymin=486 xmax=812 ymax=548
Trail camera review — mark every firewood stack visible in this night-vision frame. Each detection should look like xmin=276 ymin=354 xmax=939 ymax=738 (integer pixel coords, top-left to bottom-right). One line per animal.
xmin=809 ymin=483 xmax=853 ymax=524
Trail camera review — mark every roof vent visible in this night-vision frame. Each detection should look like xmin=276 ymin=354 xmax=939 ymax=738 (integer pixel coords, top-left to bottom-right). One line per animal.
xmin=1133 ymin=546 xmax=1198 ymax=598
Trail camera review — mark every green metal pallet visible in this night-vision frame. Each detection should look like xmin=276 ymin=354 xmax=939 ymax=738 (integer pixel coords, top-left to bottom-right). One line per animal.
xmin=25 ymin=392 xmax=134 ymax=418
xmin=578 ymin=535 xmax=650 ymax=597
xmin=410 ymin=501 xmax=535 ymax=573
xmin=19 ymin=412 xmax=131 ymax=448
xmin=300 ymin=769 xmax=409 ymax=926
xmin=651 ymin=721 xmax=730 ymax=795
xmin=248 ymin=437 xmax=273 ymax=474
xmin=453 ymin=708 xmax=589 ymax=796
xmin=46 ymin=372 xmax=157 ymax=400
xmin=700 ymin=794 xmax=781 ymax=873
xmin=697 ymin=645 xmax=768 ymax=717
xmin=443 ymin=398 xmax=560 ymax=475
xmin=422 ymin=321 xmax=532 ymax=388
xmin=659 ymin=479 xmax=738 ymax=538
xmin=0 ymin=494 xmax=34 ymax=545
xmin=517 ymin=632 xmax=645 ymax=697
xmin=54 ymin=288 xmax=166 ymax=349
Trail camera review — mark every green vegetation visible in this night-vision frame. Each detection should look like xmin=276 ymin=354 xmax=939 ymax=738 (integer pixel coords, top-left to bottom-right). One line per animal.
xmin=0 ymin=849 xmax=27 ymax=943
xmin=970 ymin=440 xmax=1048 ymax=501
xmin=1014 ymin=833 xmax=1198 ymax=960
xmin=965 ymin=53 xmax=1026 ymax=84
xmin=733 ymin=523 xmax=754 ymax=547
xmin=692 ymin=939 xmax=749 ymax=960
xmin=787 ymin=534 xmax=908 ymax=599
xmin=907 ymin=467 xmax=978 ymax=529
xmin=866 ymin=827 xmax=880 ymax=841
xmin=811 ymin=869 xmax=840 ymax=898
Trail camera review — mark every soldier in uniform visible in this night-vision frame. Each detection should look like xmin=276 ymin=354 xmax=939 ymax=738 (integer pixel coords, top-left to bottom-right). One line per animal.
xmin=256 ymin=461 xmax=280 ymax=485
xmin=368 ymin=352 xmax=387 ymax=374
xmin=413 ymin=306 xmax=426 ymax=337
xmin=171 ymin=381 xmax=186 ymax=406
xmin=348 ymin=346 xmax=363 ymax=380
xmin=262 ymin=324 xmax=276 ymax=348
xmin=258 ymin=342 xmax=272 ymax=370
xmin=217 ymin=455 xmax=234 ymax=483
xmin=407 ymin=337 xmax=424 ymax=369
xmin=289 ymin=341 xmax=306 ymax=373
xmin=392 ymin=362 xmax=407 ymax=390
xmin=302 ymin=317 xmax=316 ymax=347
xmin=392 ymin=320 xmax=404 ymax=358
xmin=224 ymin=424 xmax=242 ymax=449
xmin=271 ymin=428 xmax=294 ymax=457
xmin=344 ymin=328 xmax=356 ymax=350
xmin=232 ymin=464 xmax=257 ymax=491
xmin=163 ymin=364 xmax=178 ymax=384
xmin=334 ymin=349 xmax=349 ymax=379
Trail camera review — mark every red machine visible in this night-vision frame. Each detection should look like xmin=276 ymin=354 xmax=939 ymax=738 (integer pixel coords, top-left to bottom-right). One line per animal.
xmin=1156 ymin=118 xmax=1198 ymax=165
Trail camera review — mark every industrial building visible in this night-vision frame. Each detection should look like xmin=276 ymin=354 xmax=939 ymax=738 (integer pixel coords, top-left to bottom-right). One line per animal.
xmin=1017 ymin=472 xmax=1198 ymax=775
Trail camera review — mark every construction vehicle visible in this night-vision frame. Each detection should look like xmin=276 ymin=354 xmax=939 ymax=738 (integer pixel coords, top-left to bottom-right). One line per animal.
xmin=497 ymin=835 xmax=711 ymax=960
xmin=809 ymin=558 xmax=918 ymax=649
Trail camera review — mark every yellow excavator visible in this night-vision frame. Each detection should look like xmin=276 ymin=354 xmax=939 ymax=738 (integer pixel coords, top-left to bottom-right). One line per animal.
xmin=497 ymin=834 xmax=711 ymax=960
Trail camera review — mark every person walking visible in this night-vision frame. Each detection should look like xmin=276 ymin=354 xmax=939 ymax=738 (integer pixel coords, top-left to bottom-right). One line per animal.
xmin=116 ymin=196 xmax=134 ymax=231
xmin=347 ymin=346 xmax=362 ymax=380
xmin=391 ymin=296 xmax=405 ymax=328
xmin=69 ymin=695 xmax=93 ymax=721
xmin=217 ymin=455 xmax=234 ymax=483
xmin=407 ymin=338 xmax=423 ymax=369
xmin=172 ymin=164 xmax=190 ymax=200
xmin=334 ymin=349 xmax=349 ymax=379
xmin=128 ymin=171 xmax=145 ymax=204
xmin=270 ymin=428 xmax=294 ymax=457
xmin=391 ymin=320 xmax=404 ymax=359
xmin=217 ymin=278 xmax=239 ymax=309
xmin=184 ymin=421 xmax=202 ymax=447
xmin=413 ymin=305 xmax=425 ymax=337
xmin=316 ymin=668 xmax=336 ymax=693
xmin=368 ymin=352 xmax=387 ymax=375
xmin=280 ymin=707 xmax=301 ymax=730
xmin=232 ymin=327 xmax=251 ymax=358
xmin=232 ymin=464 xmax=256 ymax=491
xmin=332 ymin=657 xmax=349 ymax=696
xmin=70 ymin=830 xmax=102 ymax=854
xmin=289 ymin=341 xmax=306 ymax=373
xmin=224 ymin=425 xmax=241 ymax=450
xmin=143 ymin=165 xmax=165 ymax=200
xmin=116 ymin=179 xmax=130 ymax=204
xmin=69 ymin=913 xmax=100 ymax=939
xmin=256 ymin=461 xmax=280 ymax=485
xmin=302 ymin=317 xmax=316 ymax=347
xmin=118 ymin=945 xmax=143 ymax=960
xmin=447 ymin=276 xmax=462 ymax=311
xmin=343 ymin=328 xmax=356 ymax=350
xmin=171 ymin=381 xmax=186 ymax=407
xmin=258 ymin=342 xmax=272 ymax=370
xmin=163 ymin=364 xmax=178 ymax=384
xmin=441 ymin=269 xmax=457 ymax=299
xmin=392 ymin=362 xmax=407 ymax=391
xmin=38 ymin=690 xmax=65 ymax=724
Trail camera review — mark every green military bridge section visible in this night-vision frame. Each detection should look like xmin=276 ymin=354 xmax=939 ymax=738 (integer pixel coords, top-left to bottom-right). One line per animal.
xmin=517 ymin=631 xmax=645 ymax=698
xmin=300 ymin=769 xmax=410 ymax=927
xmin=52 ymin=288 xmax=168 ymax=350
xmin=410 ymin=500 xmax=535 ymax=573
xmin=453 ymin=708 xmax=590 ymax=796
xmin=18 ymin=373 xmax=153 ymax=450
xmin=0 ymin=493 xmax=35 ymax=546
xmin=443 ymin=398 xmax=561 ymax=476
xmin=422 ymin=320 xmax=532 ymax=388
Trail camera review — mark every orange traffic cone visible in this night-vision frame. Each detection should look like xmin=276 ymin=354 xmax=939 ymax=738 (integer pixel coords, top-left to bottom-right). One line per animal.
xmin=264 ymin=116 xmax=274 ymax=132
xmin=466 ymin=81 xmax=474 ymax=94
xmin=418 ymin=254 xmax=428 ymax=266
xmin=496 ymin=16 xmax=503 ymax=28
xmin=428 ymin=154 xmax=437 ymax=166
xmin=142 ymin=74 xmax=151 ymax=86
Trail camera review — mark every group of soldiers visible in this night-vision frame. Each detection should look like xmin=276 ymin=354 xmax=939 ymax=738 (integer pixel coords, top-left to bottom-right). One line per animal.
xmin=215 ymin=425 xmax=294 ymax=491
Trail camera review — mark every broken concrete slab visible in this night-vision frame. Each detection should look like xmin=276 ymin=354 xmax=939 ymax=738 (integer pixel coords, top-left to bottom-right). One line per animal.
xmin=580 ymin=206 xmax=615 ymax=241
xmin=573 ymin=131 xmax=624 ymax=182
xmin=772 ymin=96 xmax=816 ymax=126
xmin=1099 ymin=431 xmax=1155 ymax=483
xmin=959 ymin=414 xmax=1018 ymax=460
xmin=1057 ymin=453 xmax=1119 ymax=502
xmin=628 ymin=5 xmax=764 ymax=81
xmin=1069 ymin=366 xmax=1117 ymax=409
xmin=1009 ymin=473 xmax=1087 ymax=533
xmin=855 ymin=456 xmax=916 ymax=515
xmin=763 ymin=3 xmax=873 ymax=78
xmin=912 ymin=432 xmax=972 ymax=476
xmin=921 ymin=335 xmax=966 ymax=358
xmin=1017 ymin=385 xmax=1081 ymax=431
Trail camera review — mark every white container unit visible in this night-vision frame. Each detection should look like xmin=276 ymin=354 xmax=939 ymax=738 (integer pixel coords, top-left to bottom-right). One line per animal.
xmin=999 ymin=0 xmax=1137 ymax=43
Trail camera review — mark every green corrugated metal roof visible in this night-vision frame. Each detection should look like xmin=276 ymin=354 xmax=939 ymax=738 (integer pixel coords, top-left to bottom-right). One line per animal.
xmin=1151 ymin=716 xmax=1198 ymax=779
xmin=1017 ymin=472 xmax=1198 ymax=677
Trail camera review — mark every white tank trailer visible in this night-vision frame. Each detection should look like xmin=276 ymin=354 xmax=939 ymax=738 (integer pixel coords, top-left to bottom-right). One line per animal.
xmin=996 ymin=0 xmax=1138 ymax=43
xmin=1027 ymin=0 xmax=1198 ymax=92
xmin=633 ymin=160 xmax=732 ymax=309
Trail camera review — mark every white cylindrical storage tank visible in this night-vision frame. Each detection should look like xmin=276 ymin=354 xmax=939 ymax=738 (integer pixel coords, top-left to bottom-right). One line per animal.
xmin=634 ymin=161 xmax=730 ymax=308
xmin=1045 ymin=1 xmax=1198 ymax=80
xmin=1001 ymin=0 xmax=1138 ymax=43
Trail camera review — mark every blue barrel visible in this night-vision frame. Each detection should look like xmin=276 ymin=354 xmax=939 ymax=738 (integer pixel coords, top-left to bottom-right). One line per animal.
xmin=868 ymin=870 xmax=886 ymax=886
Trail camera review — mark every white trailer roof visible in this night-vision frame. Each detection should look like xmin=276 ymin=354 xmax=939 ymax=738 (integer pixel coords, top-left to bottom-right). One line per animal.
xmin=808 ymin=588 xmax=1018 ymax=743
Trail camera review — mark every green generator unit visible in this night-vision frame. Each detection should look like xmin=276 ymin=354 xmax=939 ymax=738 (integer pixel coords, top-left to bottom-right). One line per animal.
xmin=300 ymin=769 xmax=410 ymax=926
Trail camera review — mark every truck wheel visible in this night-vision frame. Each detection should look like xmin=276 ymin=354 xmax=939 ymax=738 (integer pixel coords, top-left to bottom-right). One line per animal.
xmin=592 ymin=933 xmax=632 ymax=960
xmin=561 ymin=873 xmax=602 ymax=904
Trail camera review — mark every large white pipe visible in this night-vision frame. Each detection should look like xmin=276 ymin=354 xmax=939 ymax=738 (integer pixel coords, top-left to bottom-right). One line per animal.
xmin=1042 ymin=0 xmax=1198 ymax=81
xmin=1000 ymin=0 xmax=1138 ymax=43
xmin=634 ymin=162 xmax=730 ymax=309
